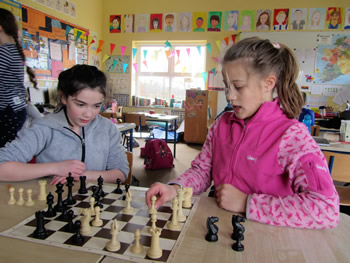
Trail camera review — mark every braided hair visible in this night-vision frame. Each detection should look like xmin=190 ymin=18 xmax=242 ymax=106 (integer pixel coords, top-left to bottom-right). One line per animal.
xmin=0 ymin=8 xmax=37 ymax=88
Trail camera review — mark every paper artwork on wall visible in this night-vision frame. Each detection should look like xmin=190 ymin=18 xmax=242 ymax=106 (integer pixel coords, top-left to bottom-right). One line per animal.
xmin=110 ymin=15 xmax=121 ymax=33
xmin=256 ymin=9 xmax=271 ymax=31
xmin=106 ymin=55 xmax=130 ymax=73
xmin=325 ymin=7 xmax=342 ymax=30
xmin=164 ymin=13 xmax=176 ymax=32
xmin=239 ymin=10 xmax=255 ymax=31
xmin=192 ymin=12 xmax=207 ymax=32
xmin=307 ymin=8 xmax=325 ymax=30
xmin=207 ymin=11 xmax=222 ymax=32
xmin=124 ymin=14 xmax=135 ymax=33
xmin=273 ymin=8 xmax=289 ymax=30
xmin=178 ymin=12 xmax=192 ymax=32
xmin=344 ymin=8 xmax=350 ymax=30
xmin=150 ymin=13 xmax=163 ymax=32
xmin=136 ymin=14 xmax=149 ymax=33
xmin=290 ymin=8 xmax=307 ymax=30
xmin=224 ymin=10 xmax=239 ymax=31
xmin=106 ymin=73 xmax=130 ymax=94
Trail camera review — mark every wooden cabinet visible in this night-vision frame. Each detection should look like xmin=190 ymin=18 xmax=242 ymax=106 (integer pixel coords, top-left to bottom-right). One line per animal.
xmin=184 ymin=90 xmax=209 ymax=144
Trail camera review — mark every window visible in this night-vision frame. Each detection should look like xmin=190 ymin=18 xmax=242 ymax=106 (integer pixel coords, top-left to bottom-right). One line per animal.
xmin=132 ymin=41 xmax=207 ymax=105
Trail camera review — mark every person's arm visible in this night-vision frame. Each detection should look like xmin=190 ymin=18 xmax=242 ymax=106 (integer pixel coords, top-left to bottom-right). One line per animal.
xmin=246 ymin=123 xmax=339 ymax=229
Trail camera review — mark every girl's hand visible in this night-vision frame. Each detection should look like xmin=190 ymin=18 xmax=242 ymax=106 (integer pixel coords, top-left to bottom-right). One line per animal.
xmin=145 ymin=182 xmax=179 ymax=209
xmin=53 ymin=160 xmax=86 ymax=178
xmin=50 ymin=175 xmax=66 ymax=185
xmin=215 ymin=184 xmax=248 ymax=213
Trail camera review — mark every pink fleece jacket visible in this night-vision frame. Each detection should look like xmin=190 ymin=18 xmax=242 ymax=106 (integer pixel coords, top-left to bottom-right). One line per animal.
xmin=170 ymin=99 xmax=339 ymax=229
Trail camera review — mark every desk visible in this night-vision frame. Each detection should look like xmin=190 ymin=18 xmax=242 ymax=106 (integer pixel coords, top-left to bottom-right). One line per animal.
xmin=1 ymin=180 xmax=350 ymax=263
xmin=116 ymin=123 xmax=136 ymax=152
xmin=144 ymin=114 xmax=178 ymax=158
xmin=320 ymin=143 xmax=350 ymax=154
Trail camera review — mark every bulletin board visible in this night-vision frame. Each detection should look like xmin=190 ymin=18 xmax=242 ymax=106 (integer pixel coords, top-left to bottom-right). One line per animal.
xmin=21 ymin=4 xmax=88 ymax=80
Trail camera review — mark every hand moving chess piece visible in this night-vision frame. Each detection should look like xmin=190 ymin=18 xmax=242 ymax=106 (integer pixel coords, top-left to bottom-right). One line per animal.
xmin=183 ymin=187 xmax=193 ymax=208
xmin=148 ymin=195 xmax=157 ymax=214
xmin=149 ymin=212 xmax=158 ymax=234
xmin=38 ymin=180 xmax=47 ymax=201
xmin=16 ymin=188 xmax=24 ymax=206
xmin=130 ymin=229 xmax=144 ymax=254
xmin=106 ymin=219 xmax=120 ymax=252
xmin=205 ymin=216 xmax=219 ymax=242
xmin=167 ymin=197 xmax=181 ymax=231
xmin=25 ymin=189 xmax=35 ymax=206
xmin=147 ymin=228 xmax=162 ymax=259
xmin=8 ymin=187 xmax=16 ymax=205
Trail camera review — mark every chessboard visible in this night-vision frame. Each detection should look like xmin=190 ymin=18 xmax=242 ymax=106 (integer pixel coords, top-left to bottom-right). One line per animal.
xmin=0 ymin=183 xmax=199 ymax=263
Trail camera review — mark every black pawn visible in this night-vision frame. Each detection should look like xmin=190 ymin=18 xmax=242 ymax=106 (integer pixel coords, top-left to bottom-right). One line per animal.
xmin=97 ymin=175 xmax=106 ymax=197
xmin=61 ymin=200 xmax=69 ymax=221
xmin=65 ymin=172 xmax=76 ymax=205
xmin=54 ymin=182 xmax=64 ymax=212
xmin=78 ymin=176 xmax=88 ymax=194
xmin=122 ymin=184 xmax=130 ymax=200
xmin=205 ymin=216 xmax=219 ymax=242
xmin=94 ymin=192 xmax=103 ymax=208
xmin=44 ymin=192 xmax=56 ymax=218
xmin=32 ymin=211 xmax=48 ymax=239
xmin=91 ymin=185 xmax=98 ymax=199
xmin=232 ymin=230 xmax=244 ymax=252
xmin=72 ymin=220 xmax=84 ymax=244
xmin=113 ymin=178 xmax=123 ymax=194
xmin=64 ymin=210 xmax=75 ymax=233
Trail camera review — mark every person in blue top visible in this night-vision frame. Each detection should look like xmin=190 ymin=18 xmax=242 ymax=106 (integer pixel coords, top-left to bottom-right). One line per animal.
xmin=298 ymin=92 xmax=315 ymax=125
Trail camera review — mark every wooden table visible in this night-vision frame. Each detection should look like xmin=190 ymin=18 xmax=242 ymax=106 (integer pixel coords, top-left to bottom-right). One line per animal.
xmin=1 ymin=180 xmax=350 ymax=263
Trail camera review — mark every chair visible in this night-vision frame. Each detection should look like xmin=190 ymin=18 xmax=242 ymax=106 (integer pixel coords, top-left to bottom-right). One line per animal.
xmin=311 ymin=125 xmax=320 ymax=136
xmin=322 ymin=151 xmax=350 ymax=206
xmin=123 ymin=151 xmax=133 ymax=185
xmin=122 ymin=113 xmax=149 ymax=138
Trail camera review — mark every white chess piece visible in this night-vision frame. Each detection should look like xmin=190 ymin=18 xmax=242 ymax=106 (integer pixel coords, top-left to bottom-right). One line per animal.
xmin=8 ymin=187 xmax=16 ymax=205
xmin=148 ymin=195 xmax=157 ymax=214
xmin=16 ymin=188 xmax=24 ymax=206
xmin=80 ymin=208 xmax=91 ymax=235
xmin=92 ymin=206 xmax=103 ymax=227
xmin=25 ymin=189 xmax=35 ymax=206
xmin=183 ymin=187 xmax=193 ymax=208
xmin=130 ymin=229 xmax=144 ymax=254
xmin=149 ymin=212 xmax=158 ymax=234
xmin=122 ymin=190 xmax=134 ymax=214
xmin=167 ymin=197 xmax=181 ymax=230
xmin=38 ymin=180 xmax=47 ymax=201
xmin=89 ymin=197 xmax=96 ymax=216
xmin=106 ymin=219 xmax=120 ymax=252
xmin=177 ymin=188 xmax=186 ymax=222
xmin=147 ymin=228 xmax=162 ymax=259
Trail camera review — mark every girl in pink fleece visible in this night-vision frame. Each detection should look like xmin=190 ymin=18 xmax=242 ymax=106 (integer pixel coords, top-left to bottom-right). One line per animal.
xmin=146 ymin=37 xmax=339 ymax=229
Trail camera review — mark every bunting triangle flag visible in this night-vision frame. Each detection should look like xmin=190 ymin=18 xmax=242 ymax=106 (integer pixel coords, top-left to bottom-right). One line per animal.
xmin=84 ymin=30 xmax=90 ymax=37
xmin=154 ymin=50 xmax=160 ymax=60
xmin=168 ymin=50 xmax=175 ymax=58
xmin=186 ymin=48 xmax=191 ymax=57
xmin=182 ymin=67 xmax=187 ymax=74
xmin=175 ymin=59 xmax=181 ymax=65
xmin=112 ymin=59 xmax=118 ymax=70
xmin=65 ymin=26 xmax=73 ymax=36
xmin=143 ymin=60 xmax=148 ymax=68
xmin=123 ymin=63 xmax=128 ymax=73
xmin=96 ymin=47 xmax=102 ymax=54
xmin=202 ymin=72 xmax=208 ymax=82
xmin=110 ymin=43 xmax=116 ymax=55
xmin=89 ymin=39 xmax=95 ymax=46
xmin=133 ymin=63 xmax=138 ymax=72
xmin=196 ymin=46 xmax=201 ymax=55
xmin=75 ymin=31 xmax=83 ymax=42
xmin=132 ymin=48 xmax=137 ymax=59
xmin=165 ymin=50 xmax=170 ymax=59
xmin=176 ymin=49 xmax=180 ymax=58
xmin=143 ymin=50 xmax=148 ymax=59
xmin=212 ymin=56 xmax=220 ymax=64
xmin=164 ymin=40 xmax=172 ymax=48
xmin=215 ymin=40 xmax=221 ymax=51
xmin=121 ymin=46 xmax=126 ymax=57
xmin=224 ymin=37 xmax=229 ymax=46
xmin=206 ymin=43 xmax=212 ymax=54
xmin=102 ymin=54 xmax=110 ymax=64
xmin=232 ymin=32 xmax=241 ymax=44
xmin=210 ymin=68 xmax=216 ymax=75
xmin=97 ymin=40 xmax=105 ymax=50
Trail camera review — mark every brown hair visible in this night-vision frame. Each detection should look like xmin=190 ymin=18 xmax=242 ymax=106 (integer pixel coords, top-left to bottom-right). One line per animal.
xmin=222 ymin=37 xmax=303 ymax=119
xmin=0 ymin=8 xmax=37 ymax=88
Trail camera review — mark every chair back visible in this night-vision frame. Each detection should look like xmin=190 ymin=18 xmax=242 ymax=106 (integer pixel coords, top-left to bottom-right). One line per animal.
xmin=122 ymin=113 xmax=147 ymax=127
xmin=123 ymin=151 xmax=133 ymax=185
xmin=311 ymin=125 xmax=320 ymax=136
xmin=323 ymin=151 xmax=350 ymax=182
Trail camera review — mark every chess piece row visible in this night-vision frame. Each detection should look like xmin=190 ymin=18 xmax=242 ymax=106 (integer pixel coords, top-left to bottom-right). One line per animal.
xmin=205 ymin=214 xmax=245 ymax=252
xmin=8 ymin=187 xmax=35 ymax=206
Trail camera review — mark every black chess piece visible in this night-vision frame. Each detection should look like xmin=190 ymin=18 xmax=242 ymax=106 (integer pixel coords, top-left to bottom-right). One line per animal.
xmin=97 ymin=175 xmax=106 ymax=197
xmin=44 ymin=192 xmax=56 ymax=218
xmin=64 ymin=210 xmax=75 ymax=233
xmin=205 ymin=216 xmax=219 ymax=242
xmin=32 ymin=211 xmax=48 ymax=239
xmin=113 ymin=178 xmax=123 ymax=194
xmin=94 ymin=192 xmax=103 ymax=208
xmin=54 ymin=182 xmax=64 ymax=212
xmin=72 ymin=220 xmax=84 ymax=244
xmin=232 ymin=230 xmax=244 ymax=252
xmin=65 ymin=172 xmax=76 ymax=205
xmin=61 ymin=200 xmax=69 ymax=221
xmin=91 ymin=185 xmax=98 ymax=199
xmin=78 ymin=175 xmax=88 ymax=194
xmin=232 ymin=215 xmax=245 ymax=241
xmin=123 ymin=184 xmax=130 ymax=200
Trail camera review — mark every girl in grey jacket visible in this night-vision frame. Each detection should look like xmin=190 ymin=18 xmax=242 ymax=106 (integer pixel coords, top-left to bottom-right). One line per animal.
xmin=0 ymin=65 xmax=129 ymax=184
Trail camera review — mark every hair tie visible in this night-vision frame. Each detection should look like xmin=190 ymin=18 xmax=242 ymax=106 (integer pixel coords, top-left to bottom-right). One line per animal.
xmin=272 ymin=42 xmax=280 ymax=49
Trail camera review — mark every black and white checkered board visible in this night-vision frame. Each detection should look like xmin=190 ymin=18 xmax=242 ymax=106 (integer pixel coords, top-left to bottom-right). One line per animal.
xmin=0 ymin=184 xmax=199 ymax=263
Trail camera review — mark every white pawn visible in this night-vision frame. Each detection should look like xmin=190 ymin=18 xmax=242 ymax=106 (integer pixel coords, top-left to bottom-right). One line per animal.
xmin=149 ymin=212 xmax=158 ymax=234
xmin=177 ymin=188 xmax=186 ymax=222
xmin=25 ymin=189 xmax=35 ymax=206
xmin=38 ymin=180 xmax=47 ymax=201
xmin=92 ymin=206 xmax=103 ymax=227
xmin=148 ymin=195 xmax=157 ymax=214
xmin=147 ymin=228 xmax=162 ymax=259
xmin=123 ymin=190 xmax=134 ymax=214
xmin=16 ymin=188 xmax=24 ymax=206
xmin=89 ymin=197 xmax=96 ymax=216
xmin=80 ymin=208 xmax=91 ymax=235
xmin=183 ymin=187 xmax=193 ymax=208
xmin=106 ymin=219 xmax=120 ymax=252
xmin=8 ymin=187 xmax=16 ymax=205
xmin=130 ymin=229 xmax=144 ymax=254
xmin=167 ymin=197 xmax=180 ymax=231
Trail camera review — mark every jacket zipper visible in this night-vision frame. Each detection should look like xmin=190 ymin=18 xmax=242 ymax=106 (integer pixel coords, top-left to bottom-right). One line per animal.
xmin=64 ymin=127 xmax=86 ymax=162
xmin=231 ymin=123 xmax=247 ymax=177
